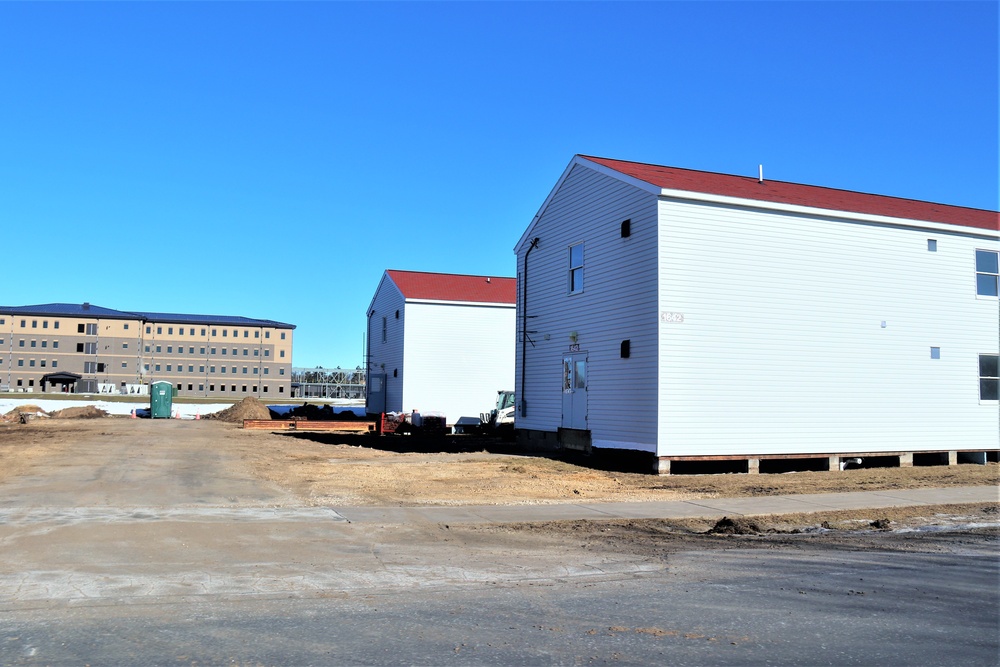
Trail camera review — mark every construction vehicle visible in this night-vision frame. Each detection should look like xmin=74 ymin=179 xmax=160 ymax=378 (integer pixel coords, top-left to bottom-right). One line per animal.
xmin=480 ymin=390 xmax=515 ymax=436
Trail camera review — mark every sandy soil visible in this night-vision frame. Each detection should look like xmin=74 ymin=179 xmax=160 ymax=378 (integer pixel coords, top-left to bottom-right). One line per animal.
xmin=4 ymin=418 xmax=995 ymax=509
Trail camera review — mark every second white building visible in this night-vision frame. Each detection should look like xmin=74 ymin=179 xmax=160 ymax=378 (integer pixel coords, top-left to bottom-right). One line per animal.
xmin=365 ymin=270 xmax=516 ymax=426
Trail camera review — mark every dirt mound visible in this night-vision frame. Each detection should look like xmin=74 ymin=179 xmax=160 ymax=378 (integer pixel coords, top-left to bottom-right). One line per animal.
xmin=49 ymin=406 xmax=109 ymax=419
xmin=706 ymin=516 xmax=764 ymax=535
xmin=1 ymin=404 xmax=51 ymax=423
xmin=205 ymin=396 xmax=273 ymax=423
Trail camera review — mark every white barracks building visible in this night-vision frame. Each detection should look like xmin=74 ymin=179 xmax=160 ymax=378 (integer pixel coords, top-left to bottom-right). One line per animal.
xmin=514 ymin=155 xmax=999 ymax=473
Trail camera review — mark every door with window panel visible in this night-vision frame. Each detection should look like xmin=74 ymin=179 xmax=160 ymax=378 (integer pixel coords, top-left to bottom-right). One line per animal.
xmin=561 ymin=354 xmax=588 ymax=430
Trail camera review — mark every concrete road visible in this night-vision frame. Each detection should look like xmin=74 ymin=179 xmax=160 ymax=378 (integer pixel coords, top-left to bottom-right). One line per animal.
xmin=0 ymin=420 xmax=996 ymax=665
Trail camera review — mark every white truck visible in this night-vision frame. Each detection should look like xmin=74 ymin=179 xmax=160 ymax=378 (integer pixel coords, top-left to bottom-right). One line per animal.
xmin=480 ymin=390 xmax=515 ymax=435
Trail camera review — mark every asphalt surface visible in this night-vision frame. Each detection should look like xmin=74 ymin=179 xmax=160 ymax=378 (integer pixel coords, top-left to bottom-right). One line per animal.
xmin=0 ymin=422 xmax=997 ymax=665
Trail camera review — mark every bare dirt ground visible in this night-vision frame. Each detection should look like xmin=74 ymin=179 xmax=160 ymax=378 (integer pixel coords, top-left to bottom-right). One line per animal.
xmin=2 ymin=418 xmax=996 ymax=514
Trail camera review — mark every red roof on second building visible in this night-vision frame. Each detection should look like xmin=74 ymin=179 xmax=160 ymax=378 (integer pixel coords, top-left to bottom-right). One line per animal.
xmin=581 ymin=155 xmax=999 ymax=232
xmin=386 ymin=270 xmax=516 ymax=304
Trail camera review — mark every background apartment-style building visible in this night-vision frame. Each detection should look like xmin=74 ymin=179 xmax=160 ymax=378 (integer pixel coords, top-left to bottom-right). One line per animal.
xmin=0 ymin=303 xmax=294 ymax=398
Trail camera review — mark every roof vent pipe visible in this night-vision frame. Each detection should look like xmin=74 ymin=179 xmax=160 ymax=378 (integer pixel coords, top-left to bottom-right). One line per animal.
xmin=758 ymin=164 xmax=764 ymax=184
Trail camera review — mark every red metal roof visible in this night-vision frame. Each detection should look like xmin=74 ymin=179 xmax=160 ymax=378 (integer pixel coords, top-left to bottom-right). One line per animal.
xmin=581 ymin=156 xmax=999 ymax=232
xmin=386 ymin=270 xmax=516 ymax=304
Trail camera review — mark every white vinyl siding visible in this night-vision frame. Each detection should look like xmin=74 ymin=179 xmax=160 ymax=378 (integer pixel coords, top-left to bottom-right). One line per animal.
xmin=657 ymin=197 xmax=1000 ymax=456
xmin=366 ymin=278 xmax=405 ymax=414
xmin=402 ymin=302 xmax=515 ymax=424
xmin=515 ymin=164 xmax=660 ymax=451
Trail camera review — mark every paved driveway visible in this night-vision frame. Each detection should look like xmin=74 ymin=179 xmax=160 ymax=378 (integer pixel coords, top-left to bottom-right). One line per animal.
xmin=0 ymin=420 xmax=996 ymax=665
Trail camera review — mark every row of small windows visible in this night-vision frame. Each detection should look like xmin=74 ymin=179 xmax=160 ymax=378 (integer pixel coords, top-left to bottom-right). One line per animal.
xmin=144 ymin=364 xmax=283 ymax=375
xmin=142 ymin=345 xmax=278 ymax=357
xmin=145 ymin=326 xmax=286 ymax=340
xmin=7 ymin=359 xmax=58 ymax=368
xmin=173 ymin=384 xmax=282 ymax=394
xmin=6 ymin=339 xmax=60 ymax=349
xmin=2 ymin=319 xmax=61 ymax=329
xmin=6 ymin=379 xmax=282 ymax=394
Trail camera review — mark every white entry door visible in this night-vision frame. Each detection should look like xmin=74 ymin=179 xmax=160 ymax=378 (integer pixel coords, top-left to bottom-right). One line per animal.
xmin=561 ymin=354 xmax=588 ymax=430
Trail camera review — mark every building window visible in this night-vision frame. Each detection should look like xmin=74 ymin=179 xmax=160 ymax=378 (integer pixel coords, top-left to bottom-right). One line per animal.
xmin=124 ymin=323 xmax=129 ymax=330
xmin=122 ymin=362 xmax=128 ymax=368
xmin=254 ymin=331 xmax=259 ymax=338
xmin=30 ymin=340 xmax=36 ymax=347
xmin=78 ymin=323 xmax=84 ymax=333
xmin=264 ymin=350 xmax=269 ymax=357
xmin=41 ymin=341 xmax=47 ymax=348
xmin=265 ymin=331 xmax=270 ymax=339
xmin=930 ymin=347 xmax=940 ymax=359
xmin=222 ymin=330 xmax=227 ymax=337
xmin=42 ymin=321 xmax=48 ymax=329
xmin=166 ymin=365 xmax=172 ymax=371
xmin=19 ymin=340 xmax=24 ymax=347
xmin=279 ymin=368 xmax=285 ymax=375
xmin=211 ymin=347 xmax=217 ymax=354
xmin=569 ymin=243 xmax=584 ymax=294
xmin=981 ymin=355 xmax=999 ymax=401
xmin=280 ymin=350 xmax=285 ymax=358
xmin=244 ymin=331 xmax=249 ymax=338
xmin=122 ymin=343 xmax=128 ymax=349
xmin=155 ymin=364 xmax=161 ymax=372
xmin=209 ymin=384 xmax=215 ymax=391
xmin=168 ymin=327 xmax=173 ymax=335
xmin=221 ymin=367 xmax=227 ymax=374
xmin=382 ymin=317 xmax=387 ymax=343
xmin=86 ymin=324 xmax=97 ymax=335
xmin=157 ymin=327 xmax=162 ymax=334
xmin=243 ymin=367 xmax=248 ymax=375
xmin=253 ymin=349 xmax=259 ymax=357
xmin=243 ymin=349 xmax=248 ymax=356
xmin=144 ymin=364 xmax=149 ymax=371
xmin=210 ymin=366 xmax=216 ymax=373
xmin=31 ymin=320 xmax=37 ymax=328
xmin=146 ymin=326 xmax=151 ymax=334
xmin=253 ymin=367 xmax=258 ymax=375
xmin=621 ymin=340 xmax=631 ymax=358
xmin=54 ymin=321 xmax=59 ymax=329
xmin=156 ymin=345 xmax=162 ymax=353
xmin=17 ymin=360 xmax=23 ymax=367
xmin=976 ymin=250 xmax=999 ymax=296
xmin=53 ymin=341 xmax=58 ymax=349
xmin=40 ymin=360 xmax=46 ymax=367
xmin=52 ymin=361 xmax=57 ymax=368
xmin=199 ymin=365 xmax=205 ymax=372
xmin=231 ymin=366 xmax=236 ymax=374
xmin=201 ymin=328 xmax=206 ymax=336
xmin=212 ymin=329 xmax=217 ymax=336
xmin=20 ymin=320 xmax=26 ymax=327
xmin=263 ymin=386 xmax=268 ymax=392
xmin=167 ymin=346 xmax=173 ymax=353
xmin=222 ymin=349 xmax=227 ymax=355
xmin=29 ymin=360 xmax=35 ymax=367
xmin=264 ymin=368 xmax=269 ymax=375
xmin=279 ymin=386 xmax=284 ymax=393
xmin=281 ymin=332 xmax=286 ymax=340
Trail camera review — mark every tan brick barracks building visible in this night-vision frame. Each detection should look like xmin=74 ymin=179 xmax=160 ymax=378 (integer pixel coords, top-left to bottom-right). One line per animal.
xmin=0 ymin=303 xmax=294 ymax=398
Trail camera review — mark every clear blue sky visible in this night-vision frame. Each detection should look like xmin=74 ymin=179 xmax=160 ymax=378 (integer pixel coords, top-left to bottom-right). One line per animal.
xmin=2 ymin=2 xmax=996 ymax=368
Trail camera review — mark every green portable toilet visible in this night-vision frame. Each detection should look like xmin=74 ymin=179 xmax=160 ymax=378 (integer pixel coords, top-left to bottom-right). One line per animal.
xmin=150 ymin=381 xmax=174 ymax=419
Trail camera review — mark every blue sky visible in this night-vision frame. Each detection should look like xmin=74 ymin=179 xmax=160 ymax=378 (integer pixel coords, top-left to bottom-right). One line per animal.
xmin=2 ymin=1 xmax=996 ymax=368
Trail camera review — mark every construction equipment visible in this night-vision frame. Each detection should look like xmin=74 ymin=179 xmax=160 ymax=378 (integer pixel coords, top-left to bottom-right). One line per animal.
xmin=480 ymin=390 xmax=515 ymax=435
